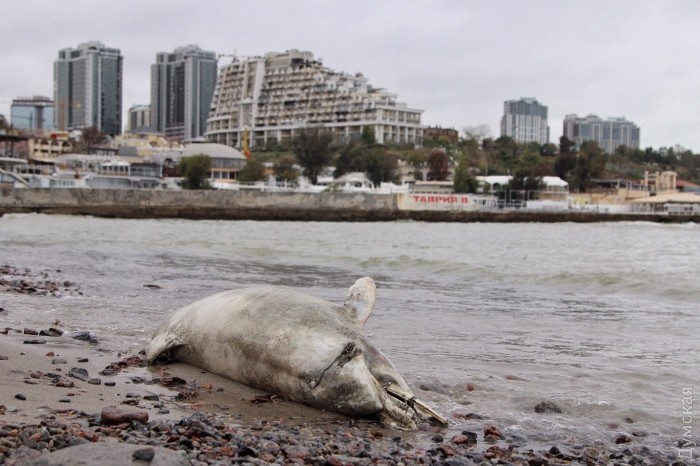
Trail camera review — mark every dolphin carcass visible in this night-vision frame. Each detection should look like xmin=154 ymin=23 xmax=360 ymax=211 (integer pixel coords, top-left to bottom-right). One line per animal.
xmin=145 ymin=277 xmax=447 ymax=429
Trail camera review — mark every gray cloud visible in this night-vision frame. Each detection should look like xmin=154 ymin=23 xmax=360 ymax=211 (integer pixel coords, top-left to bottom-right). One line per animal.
xmin=2 ymin=0 xmax=699 ymax=150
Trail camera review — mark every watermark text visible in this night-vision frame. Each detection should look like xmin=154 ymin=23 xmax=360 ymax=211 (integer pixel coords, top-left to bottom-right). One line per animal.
xmin=679 ymin=387 xmax=694 ymax=460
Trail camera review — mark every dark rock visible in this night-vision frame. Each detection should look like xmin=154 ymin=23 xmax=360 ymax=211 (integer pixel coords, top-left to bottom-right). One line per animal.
xmin=160 ymin=376 xmax=186 ymax=387
xmin=104 ymin=381 xmax=116 ymax=387
xmin=39 ymin=328 xmax=63 ymax=337
xmin=77 ymin=358 xmax=88 ymax=363
xmin=237 ymin=445 xmax=258 ymax=457
xmin=68 ymin=367 xmax=90 ymax=381
xmin=101 ymin=406 xmax=149 ymax=426
xmin=132 ymin=447 xmax=155 ymax=461
xmin=143 ymin=394 xmax=160 ymax=401
xmin=23 ymin=339 xmax=47 ymax=345
xmin=23 ymin=328 xmax=39 ymax=335
xmin=534 ymin=400 xmax=562 ymax=413
xmin=69 ymin=331 xmax=97 ymax=343
xmin=53 ymin=377 xmax=75 ymax=388
xmin=615 ymin=434 xmax=632 ymax=444
xmin=15 ymin=393 xmax=27 ymax=400
xmin=58 ymin=398 xmax=71 ymax=403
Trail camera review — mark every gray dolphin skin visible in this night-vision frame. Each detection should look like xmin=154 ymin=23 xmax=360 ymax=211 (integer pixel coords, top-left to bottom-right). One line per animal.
xmin=145 ymin=277 xmax=446 ymax=429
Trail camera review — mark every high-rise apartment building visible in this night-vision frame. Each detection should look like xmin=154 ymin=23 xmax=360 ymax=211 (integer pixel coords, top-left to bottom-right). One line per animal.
xmin=11 ymin=96 xmax=54 ymax=131
xmin=500 ymin=97 xmax=549 ymax=144
xmin=54 ymin=41 xmax=123 ymax=136
xmin=151 ymin=45 xmax=217 ymax=142
xmin=206 ymin=49 xmax=423 ymax=148
xmin=126 ymin=104 xmax=151 ymax=133
xmin=563 ymin=114 xmax=640 ymax=154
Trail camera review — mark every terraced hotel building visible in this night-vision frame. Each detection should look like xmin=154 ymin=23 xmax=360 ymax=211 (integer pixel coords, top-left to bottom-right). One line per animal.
xmin=205 ymin=50 xmax=423 ymax=148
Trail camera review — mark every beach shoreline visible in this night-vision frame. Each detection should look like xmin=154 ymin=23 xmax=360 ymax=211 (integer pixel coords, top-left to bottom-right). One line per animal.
xmin=1 ymin=259 xmax=696 ymax=465
xmin=1 ymin=319 xmax=694 ymax=464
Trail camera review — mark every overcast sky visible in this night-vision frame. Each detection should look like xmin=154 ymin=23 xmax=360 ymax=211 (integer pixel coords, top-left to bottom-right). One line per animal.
xmin=2 ymin=0 xmax=699 ymax=151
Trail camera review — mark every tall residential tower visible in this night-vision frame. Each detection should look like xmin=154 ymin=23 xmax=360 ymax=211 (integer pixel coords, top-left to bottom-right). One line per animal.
xmin=563 ymin=114 xmax=640 ymax=153
xmin=53 ymin=41 xmax=123 ymax=136
xmin=150 ymin=45 xmax=218 ymax=142
xmin=206 ymin=49 xmax=423 ymax=148
xmin=500 ymin=97 xmax=549 ymax=144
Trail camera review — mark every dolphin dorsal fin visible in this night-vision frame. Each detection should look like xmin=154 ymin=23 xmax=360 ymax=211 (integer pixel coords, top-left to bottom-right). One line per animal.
xmin=344 ymin=277 xmax=376 ymax=327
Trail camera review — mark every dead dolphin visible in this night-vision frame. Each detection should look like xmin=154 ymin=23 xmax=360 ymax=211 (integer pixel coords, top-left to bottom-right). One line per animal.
xmin=145 ymin=277 xmax=446 ymax=429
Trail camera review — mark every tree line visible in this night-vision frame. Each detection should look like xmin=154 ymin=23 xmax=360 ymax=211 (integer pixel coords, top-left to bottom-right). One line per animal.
xmin=182 ymin=127 xmax=700 ymax=192
xmin=3 ymin=111 xmax=697 ymax=191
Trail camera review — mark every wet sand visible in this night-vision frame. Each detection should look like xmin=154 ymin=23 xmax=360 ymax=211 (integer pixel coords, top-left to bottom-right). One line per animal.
xmin=0 ymin=328 xmax=350 ymax=427
xmin=2 ymin=326 xmax=694 ymax=465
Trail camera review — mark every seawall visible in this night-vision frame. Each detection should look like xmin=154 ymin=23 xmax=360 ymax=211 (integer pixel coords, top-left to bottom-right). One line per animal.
xmin=0 ymin=188 xmax=697 ymax=223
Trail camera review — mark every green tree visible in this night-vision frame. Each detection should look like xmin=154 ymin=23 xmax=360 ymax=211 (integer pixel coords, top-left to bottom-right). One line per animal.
xmin=0 ymin=113 xmax=10 ymax=131
xmin=453 ymin=157 xmax=478 ymax=193
xmin=292 ymin=127 xmax=335 ymax=184
xmin=238 ymin=159 xmax=267 ymax=182
xmin=553 ymin=136 xmax=577 ymax=180
xmin=273 ymin=154 xmax=298 ymax=182
xmin=571 ymin=141 xmax=606 ymax=192
xmin=365 ymin=148 xmax=399 ymax=186
xmin=333 ymin=142 xmax=366 ymax=178
xmin=427 ymin=150 xmax=449 ymax=181
xmin=559 ymin=135 xmax=576 ymax=156
xmin=361 ymin=126 xmax=377 ymax=146
xmin=540 ymin=143 xmax=558 ymax=157
xmin=554 ymin=152 xmax=576 ymax=179
xmin=178 ymin=154 xmax=211 ymax=189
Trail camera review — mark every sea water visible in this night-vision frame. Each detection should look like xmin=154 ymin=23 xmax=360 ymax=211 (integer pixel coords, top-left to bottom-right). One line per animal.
xmin=1 ymin=214 xmax=698 ymax=455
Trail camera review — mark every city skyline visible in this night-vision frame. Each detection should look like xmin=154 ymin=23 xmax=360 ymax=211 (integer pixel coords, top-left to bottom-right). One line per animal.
xmin=2 ymin=1 xmax=700 ymax=151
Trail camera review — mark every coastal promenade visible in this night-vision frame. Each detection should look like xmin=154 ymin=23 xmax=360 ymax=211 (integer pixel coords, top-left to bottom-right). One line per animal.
xmin=1 ymin=188 xmax=697 ymax=223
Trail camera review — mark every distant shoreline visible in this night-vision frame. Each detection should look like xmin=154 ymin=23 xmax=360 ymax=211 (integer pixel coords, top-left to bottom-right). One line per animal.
xmin=1 ymin=188 xmax=698 ymax=223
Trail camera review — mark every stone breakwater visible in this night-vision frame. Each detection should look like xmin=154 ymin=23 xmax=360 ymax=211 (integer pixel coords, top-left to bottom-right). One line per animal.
xmin=1 ymin=188 xmax=698 ymax=223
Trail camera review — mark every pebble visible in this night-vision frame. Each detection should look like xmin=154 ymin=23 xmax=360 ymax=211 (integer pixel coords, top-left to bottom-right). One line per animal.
xmin=14 ymin=393 xmax=26 ymax=401
xmin=534 ymin=400 xmax=562 ymax=413
xmin=68 ymin=367 xmax=89 ymax=381
xmin=0 ymin=411 xmax=685 ymax=466
xmin=101 ymin=406 xmax=149 ymax=426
